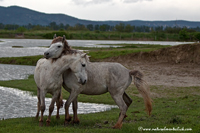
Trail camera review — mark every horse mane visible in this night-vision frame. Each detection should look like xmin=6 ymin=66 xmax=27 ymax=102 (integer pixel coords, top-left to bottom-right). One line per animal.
xmin=50 ymin=36 xmax=90 ymax=62
xmin=51 ymin=36 xmax=72 ymax=54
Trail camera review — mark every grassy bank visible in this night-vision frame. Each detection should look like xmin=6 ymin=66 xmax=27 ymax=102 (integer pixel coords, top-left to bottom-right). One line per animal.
xmin=0 ymin=44 xmax=170 ymax=65
xmin=0 ymin=30 xmax=197 ymax=41
xmin=0 ymin=75 xmax=200 ymax=132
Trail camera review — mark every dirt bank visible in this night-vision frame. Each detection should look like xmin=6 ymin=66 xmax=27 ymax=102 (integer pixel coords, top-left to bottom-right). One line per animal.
xmin=103 ymin=43 xmax=200 ymax=87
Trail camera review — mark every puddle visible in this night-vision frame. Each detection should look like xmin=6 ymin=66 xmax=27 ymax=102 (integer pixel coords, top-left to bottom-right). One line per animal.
xmin=0 ymin=86 xmax=117 ymax=120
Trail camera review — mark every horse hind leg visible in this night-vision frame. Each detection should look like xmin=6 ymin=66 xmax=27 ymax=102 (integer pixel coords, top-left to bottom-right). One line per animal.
xmin=36 ymin=87 xmax=40 ymax=119
xmin=110 ymin=93 xmax=128 ymax=129
xmin=56 ymin=92 xmax=63 ymax=119
xmin=121 ymin=92 xmax=132 ymax=118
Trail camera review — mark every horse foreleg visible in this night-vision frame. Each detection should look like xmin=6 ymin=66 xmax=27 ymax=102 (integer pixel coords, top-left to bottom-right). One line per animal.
xmin=64 ymin=90 xmax=80 ymax=125
xmin=46 ymin=92 xmax=58 ymax=126
xmin=111 ymin=94 xmax=128 ymax=129
xmin=39 ymin=91 xmax=45 ymax=127
xmin=72 ymin=97 xmax=79 ymax=124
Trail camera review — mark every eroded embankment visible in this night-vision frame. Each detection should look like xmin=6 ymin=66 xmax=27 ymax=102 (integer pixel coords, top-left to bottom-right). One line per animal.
xmin=106 ymin=43 xmax=200 ymax=65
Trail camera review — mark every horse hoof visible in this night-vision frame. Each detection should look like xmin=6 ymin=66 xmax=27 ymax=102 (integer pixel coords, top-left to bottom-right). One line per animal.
xmin=46 ymin=119 xmax=51 ymax=126
xmin=39 ymin=121 xmax=43 ymax=127
xmin=112 ymin=123 xmax=122 ymax=129
xmin=46 ymin=122 xmax=50 ymax=127
xmin=64 ymin=121 xmax=69 ymax=126
xmin=72 ymin=120 xmax=80 ymax=125
xmin=56 ymin=115 xmax=60 ymax=119
xmin=65 ymin=116 xmax=72 ymax=122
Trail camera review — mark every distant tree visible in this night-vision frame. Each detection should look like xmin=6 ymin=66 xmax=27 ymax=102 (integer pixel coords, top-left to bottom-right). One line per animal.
xmin=59 ymin=23 xmax=65 ymax=30
xmin=179 ymin=28 xmax=189 ymax=40
xmin=87 ymin=24 xmax=94 ymax=31
xmin=32 ymin=25 xmax=49 ymax=30
xmin=99 ymin=24 xmax=106 ymax=31
xmin=124 ymin=24 xmax=134 ymax=32
xmin=115 ymin=23 xmax=125 ymax=32
xmin=65 ymin=24 xmax=70 ymax=30
xmin=94 ymin=25 xmax=100 ymax=31
xmin=26 ymin=23 xmax=33 ymax=30
xmin=4 ymin=24 xmax=19 ymax=30
xmin=0 ymin=23 xmax=4 ymax=29
xmin=49 ymin=22 xmax=58 ymax=30
xmin=99 ymin=24 xmax=110 ymax=31
xmin=16 ymin=26 xmax=27 ymax=33
xmin=155 ymin=26 xmax=164 ymax=32
xmin=74 ymin=23 xmax=88 ymax=31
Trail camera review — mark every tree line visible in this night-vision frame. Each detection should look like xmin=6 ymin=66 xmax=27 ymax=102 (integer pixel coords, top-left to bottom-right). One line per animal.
xmin=0 ymin=22 xmax=200 ymax=34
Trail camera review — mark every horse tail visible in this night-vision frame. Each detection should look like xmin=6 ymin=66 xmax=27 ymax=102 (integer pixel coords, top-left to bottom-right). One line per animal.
xmin=129 ymin=70 xmax=152 ymax=116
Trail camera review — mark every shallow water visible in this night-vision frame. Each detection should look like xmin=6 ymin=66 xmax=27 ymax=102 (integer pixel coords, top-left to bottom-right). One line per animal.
xmin=0 ymin=64 xmax=35 ymax=80
xmin=0 ymin=39 xmax=193 ymax=57
xmin=0 ymin=86 xmax=117 ymax=120
xmin=0 ymin=64 xmax=117 ymax=120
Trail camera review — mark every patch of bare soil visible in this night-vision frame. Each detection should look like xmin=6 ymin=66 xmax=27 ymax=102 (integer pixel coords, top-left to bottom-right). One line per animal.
xmin=103 ymin=43 xmax=200 ymax=87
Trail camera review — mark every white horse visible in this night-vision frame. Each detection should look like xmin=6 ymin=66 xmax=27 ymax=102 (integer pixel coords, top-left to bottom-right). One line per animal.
xmin=62 ymin=61 xmax=152 ymax=129
xmin=34 ymin=35 xmax=88 ymax=126
xmin=45 ymin=35 xmax=152 ymax=129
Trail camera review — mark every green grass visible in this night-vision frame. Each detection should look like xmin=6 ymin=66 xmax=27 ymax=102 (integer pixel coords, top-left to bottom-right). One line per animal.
xmin=0 ymin=43 xmax=199 ymax=132
xmin=0 ymin=55 xmax=43 ymax=66
xmin=0 ymin=76 xmax=200 ymax=132
xmin=0 ymin=44 xmax=170 ymax=65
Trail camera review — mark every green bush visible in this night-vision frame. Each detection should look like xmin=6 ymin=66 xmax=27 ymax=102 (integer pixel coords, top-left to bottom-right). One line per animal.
xmin=194 ymin=32 xmax=200 ymax=41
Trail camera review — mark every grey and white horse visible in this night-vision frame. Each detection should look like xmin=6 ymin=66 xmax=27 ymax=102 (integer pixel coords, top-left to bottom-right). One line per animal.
xmin=62 ymin=60 xmax=152 ymax=129
xmin=34 ymin=35 xmax=88 ymax=126
xmin=44 ymin=35 xmax=152 ymax=129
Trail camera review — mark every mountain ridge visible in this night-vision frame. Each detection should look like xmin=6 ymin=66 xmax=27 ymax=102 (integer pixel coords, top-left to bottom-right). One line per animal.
xmin=1 ymin=5 xmax=200 ymax=28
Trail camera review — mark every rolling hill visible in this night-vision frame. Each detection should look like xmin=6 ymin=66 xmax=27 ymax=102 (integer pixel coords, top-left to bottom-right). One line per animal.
xmin=0 ymin=5 xmax=200 ymax=28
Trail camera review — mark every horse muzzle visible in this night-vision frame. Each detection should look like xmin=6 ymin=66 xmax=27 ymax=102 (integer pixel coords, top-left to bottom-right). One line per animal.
xmin=44 ymin=52 xmax=50 ymax=59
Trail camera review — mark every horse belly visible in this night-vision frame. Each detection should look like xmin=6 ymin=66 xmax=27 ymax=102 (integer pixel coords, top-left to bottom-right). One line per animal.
xmin=81 ymin=84 xmax=108 ymax=95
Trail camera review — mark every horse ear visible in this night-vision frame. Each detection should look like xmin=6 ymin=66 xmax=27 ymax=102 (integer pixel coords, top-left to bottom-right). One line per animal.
xmin=81 ymin=53 xmax=87 ymax=58
xmin=62 ymin=35 xmax=66 ymax=42
xmin=53 ymin=34 xmax=57 ymax=39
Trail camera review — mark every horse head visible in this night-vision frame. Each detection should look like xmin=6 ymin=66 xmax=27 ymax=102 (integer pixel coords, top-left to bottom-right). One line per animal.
xmin=69 ymin=53 xmax=88 ymax=85
xmin=44 ymin=34 xmax=88 ymax=85
xmin=44 ymin=34 xmax=71 ymax=59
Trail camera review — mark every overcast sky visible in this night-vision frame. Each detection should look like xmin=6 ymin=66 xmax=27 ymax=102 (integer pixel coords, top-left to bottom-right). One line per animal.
xmin=0 ymin=0 xmax=199 ymax=21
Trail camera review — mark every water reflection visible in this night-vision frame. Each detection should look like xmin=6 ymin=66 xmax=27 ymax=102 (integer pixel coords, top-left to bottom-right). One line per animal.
xmin=0 ymin=86 xmax=117 ymax=120
xmin=0 ymin=39 xmax=193 ymax=57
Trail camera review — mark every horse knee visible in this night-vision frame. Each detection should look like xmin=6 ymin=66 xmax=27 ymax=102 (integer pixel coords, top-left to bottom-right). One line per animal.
xmin=40 ymin=105 xmax=45 ymax=112
xmin=65 ymin=102 xmax=69 ymax=109
xmin=49 ymin=105 xmax=54 ymax=113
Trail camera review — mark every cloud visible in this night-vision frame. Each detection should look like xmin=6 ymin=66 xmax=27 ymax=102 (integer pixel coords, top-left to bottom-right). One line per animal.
xmin=122 ymin=0 xmax=152 ymax=3
xmin=71 ymin=0 xmax=113 ymax=5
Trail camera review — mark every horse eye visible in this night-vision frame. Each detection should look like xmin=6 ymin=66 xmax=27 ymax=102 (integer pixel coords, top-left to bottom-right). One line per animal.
xmin=57 ymin=46 xmax=61 ymax=48
xmin=82 ymin=64 xmax=86 ymax=67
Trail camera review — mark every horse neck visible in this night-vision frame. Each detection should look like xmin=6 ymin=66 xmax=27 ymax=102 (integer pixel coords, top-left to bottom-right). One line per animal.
xmin=54 ymin=55 xmax=76 ymax=74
